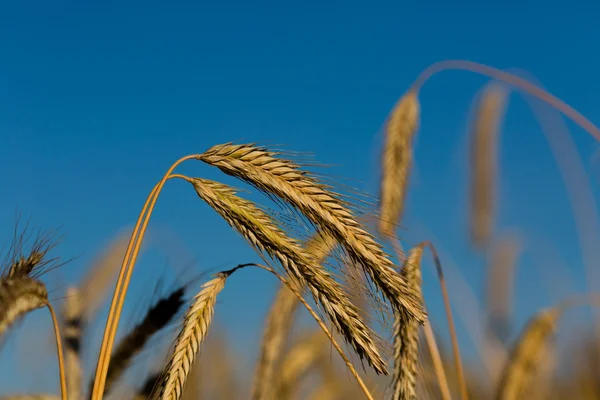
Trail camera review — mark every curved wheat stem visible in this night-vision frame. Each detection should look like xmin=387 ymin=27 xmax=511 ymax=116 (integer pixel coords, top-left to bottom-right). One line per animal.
xmin=379 ymin=91 xmax=420 ymax=238
xmin=410 ymin=60 xmax=600 ymax=143
xmin=197 ymin=143 xmax=424 ymax=322
xmin=184 ymin=176 xmax=386 ymax=374
xmin=252 ymin=232 xmax=337 ymax=400
xmin=46 ymin=302 xmax=67 ymax=400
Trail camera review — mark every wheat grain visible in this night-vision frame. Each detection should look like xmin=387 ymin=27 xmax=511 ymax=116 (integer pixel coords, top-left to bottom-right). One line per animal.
xmin=379 ymin=91 xmax=420 ymax=238
xmin=469 ymin=83 xmax=508 ymax=248
xmin=391 ymin=245 xmax=425 ymax=400
xmin=252 ymin=231 xmax=336 ymax=400
xmin=187 ymin=176 xmax=387 ymax=374
xmin=197 ymin=143 xmax=424 ymax=322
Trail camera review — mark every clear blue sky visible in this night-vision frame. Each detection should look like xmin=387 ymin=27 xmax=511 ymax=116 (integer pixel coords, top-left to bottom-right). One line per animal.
xmin=2 ymin=1 xmax=600 ymax=394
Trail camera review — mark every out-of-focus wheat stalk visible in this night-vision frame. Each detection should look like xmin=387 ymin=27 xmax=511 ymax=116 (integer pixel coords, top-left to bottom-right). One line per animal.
xmin=469 ymin=83 xmax=508 ymax=249
xmin=378 ymin=91 xmax=420 ymax=238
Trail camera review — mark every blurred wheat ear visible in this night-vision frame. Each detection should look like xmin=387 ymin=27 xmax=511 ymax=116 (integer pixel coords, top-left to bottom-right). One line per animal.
xmin=469 ymin=83 xmax=508 ymax=249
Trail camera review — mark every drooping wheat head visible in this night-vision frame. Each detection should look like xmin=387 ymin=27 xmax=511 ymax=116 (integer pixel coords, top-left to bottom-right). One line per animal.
xmin=186 ymin=176 xmax=387 ymax=374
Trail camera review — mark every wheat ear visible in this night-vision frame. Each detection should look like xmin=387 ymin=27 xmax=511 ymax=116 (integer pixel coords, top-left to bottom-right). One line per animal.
xmin=197 ymin=143 xmax=424 ymax=322
xmin=275 ymin=330 xmax=329 ymax=399
xmin=102 ymin=286 xmax=185 ymax=395
xmin=379 ymin=91 xmax=420 ymax=238
xmin=62 ymin=287 xmax=83 ymax=400
xmin=159 ymin=273 xmax=229 ymax=400
xmin=184 ymin=176 xmax=386 ymax=374
xmin=0 ymin=277 xmax=48 ymax=339
xmin=486 ymin=233 xmax=522 ymax=344
xmin=390 ymin=244 xmax=424 ymax=400
xmin=469 ymin=83 xmax=508 ymax=248
xmin=252 ymin=231 xmax=337 ymax=400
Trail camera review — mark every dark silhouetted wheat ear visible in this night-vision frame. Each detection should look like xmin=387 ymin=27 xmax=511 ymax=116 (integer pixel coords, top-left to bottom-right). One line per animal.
xmin=379 ymin=90 xmax=420 ymax=238
xmin=197 ymin=143 xmax=424 ymax=323
xmin=186 ymin=176 xmax=387 ymax=374
xmin=469 ymin=83 xmax=508 ymax=248
xmin=102 ymin=286 xmax=185 ymax=395
xmin=252 ymin=232 xmax=336 ymax=400
xmin=391 ymin=244 xmax=425 ymax=400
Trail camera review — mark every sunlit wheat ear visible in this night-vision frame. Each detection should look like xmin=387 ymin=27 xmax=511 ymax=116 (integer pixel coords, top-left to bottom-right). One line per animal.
xmin=379 ymin=90 xmax=420 ymax=238
xmin=391 ymin=244 xmax=425 ymax=400
xmin=159 ymin=273 xmax=229 ymax=400
xmin=0 ymin=277 xmax=48 ymax=339
xmin=62 ymin=287 xmax=83 ymax=400
xmin=495 ymin=307 xmax=561 ymax=400
xmin=197 ymin=143 xmax=424 ymax=322
xmin=102 ymin=286 xmax=185 ymax=396
xmin=486 ymin=233 xmax=522 ymax=344
xmin=275 ymin=330 xmax=329 ymax=399
xmin=252 ymin=232 xmax=337 ymax=400
xmin=469 ymin=83 xmax=508 ymax=249
xmin=186 ymin=176 xmax=387 ymax=374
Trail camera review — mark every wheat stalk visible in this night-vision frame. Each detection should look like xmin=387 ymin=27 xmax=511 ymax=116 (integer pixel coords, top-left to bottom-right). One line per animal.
xmin=102 ymin=286 xmax=185 ymax=395
xmin=391 ymin=244 xmax=425 ymax=400
xmin=379 ymin=91 xmax=420 ymax=238
xmin=469 ymin=83 xmax=508 ymax=248
xmin=252 ymin=231 xmax=336 ymax=400
xmin=185 ymin=176 xmax=387 ymax=374
xmin=196 ymin=143 xmax=424 ymax=322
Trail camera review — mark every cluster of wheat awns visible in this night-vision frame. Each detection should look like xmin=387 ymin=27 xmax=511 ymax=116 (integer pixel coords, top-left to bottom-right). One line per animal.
xmin=3 ymin=59 xmax=600 ymax=400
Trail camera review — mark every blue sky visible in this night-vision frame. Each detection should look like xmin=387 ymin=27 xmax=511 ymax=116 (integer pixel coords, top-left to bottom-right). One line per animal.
xmin=2 ymin=1 xmax=600 ymax=394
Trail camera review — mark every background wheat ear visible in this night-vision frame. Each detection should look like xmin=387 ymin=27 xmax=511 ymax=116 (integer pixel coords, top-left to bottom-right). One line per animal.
xmin=379 ymin=90 xmax=420 ymax=239
xmin=469 ymin=82 xmax=509 ymax=249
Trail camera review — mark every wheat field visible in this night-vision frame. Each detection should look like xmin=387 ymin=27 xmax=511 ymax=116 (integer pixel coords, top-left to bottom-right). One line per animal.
xmin=2 ymin=60 xmax=600 ymax=400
